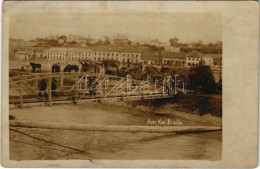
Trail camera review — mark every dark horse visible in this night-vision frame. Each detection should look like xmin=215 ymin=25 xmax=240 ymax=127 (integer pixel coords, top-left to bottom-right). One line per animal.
xmin=52 ymin=64 xmax=60 ymax=73
xmin=30 ymin=62 xmax=41 ymax=73
xmin=64 ymin=65 xmax=79 ymax=72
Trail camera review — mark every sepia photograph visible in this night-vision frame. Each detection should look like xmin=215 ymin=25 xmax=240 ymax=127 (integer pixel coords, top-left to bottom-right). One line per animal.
xmin=1 ymin=1 xmax=259 ymax=168
xmin=7 ymin=12 xmax=223 ymax=161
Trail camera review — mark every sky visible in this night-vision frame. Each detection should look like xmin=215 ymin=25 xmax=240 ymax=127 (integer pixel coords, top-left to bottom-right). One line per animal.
xmin=9 ymin=13 xmax=222 ymax=43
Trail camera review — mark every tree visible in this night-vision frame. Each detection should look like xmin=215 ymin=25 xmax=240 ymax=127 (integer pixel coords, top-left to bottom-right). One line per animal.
xmin=169 ymin=37 xmax=179 ymax=47
xmin=186 ymin=66 xmax=216 ymax=93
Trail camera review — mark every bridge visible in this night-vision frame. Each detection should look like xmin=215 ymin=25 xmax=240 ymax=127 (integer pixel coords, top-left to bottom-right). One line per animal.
xmin=9 ymin=72 xmax=185 ymax=108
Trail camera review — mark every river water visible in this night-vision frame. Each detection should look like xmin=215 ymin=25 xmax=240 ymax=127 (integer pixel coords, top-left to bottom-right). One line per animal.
xmin=9 ymin=97 xmax=222 ymax=160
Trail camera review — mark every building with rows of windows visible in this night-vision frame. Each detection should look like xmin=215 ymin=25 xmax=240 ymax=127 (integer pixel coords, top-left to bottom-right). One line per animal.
xmin=44 ymin=46 xmax=143 ymax=63
xmin=44 ymin=47 xmax=93 ymax=61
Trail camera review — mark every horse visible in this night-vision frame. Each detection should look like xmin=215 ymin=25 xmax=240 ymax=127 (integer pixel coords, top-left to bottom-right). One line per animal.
xmin=79 ymin=61 xmax=89 ymax=72
xmin=30 ymin=62 xmax=41 ymax=73
xmin=64 ymin=65 xmax=79 ymax=72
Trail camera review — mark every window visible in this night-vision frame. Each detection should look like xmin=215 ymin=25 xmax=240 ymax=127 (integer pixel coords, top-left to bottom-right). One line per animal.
xmin=123 ymin=54 xmax=125 ymax=57
xmin=136 ymin=55 xmax=138 ymax=58
xmin=188 ymin=63 xmax=191 ymax=66
xmin=107 ymin=53 xmax=109 ymax=56
xmin=189 ymin=58 xmax=191 ymax=60
xmin=112 ymin=53 xmax=114 ymax=56
xmin=116 ymin=53 xmax=118 ymax=56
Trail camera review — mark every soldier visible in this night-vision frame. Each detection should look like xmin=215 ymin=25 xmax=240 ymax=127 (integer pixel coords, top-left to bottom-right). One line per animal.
xmin=38 ymin=79 xmax=47 ymax=98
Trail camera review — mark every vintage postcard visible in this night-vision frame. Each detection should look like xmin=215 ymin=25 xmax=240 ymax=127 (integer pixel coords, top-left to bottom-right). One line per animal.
xmin=1 ymin=1 xmax=259 ymax=168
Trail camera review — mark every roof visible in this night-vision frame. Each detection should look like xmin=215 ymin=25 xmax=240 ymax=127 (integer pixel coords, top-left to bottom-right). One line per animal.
xmin=45 ymin=47 xmax=93 ymax=53
xmin=186 ymin=50 xmax=202 ymax=58
xmin=121 ymin=46 xmax=149 ymax=53
xmin=202 ymin=53 xmax=222 ymax=59
xmin=91 ymin=45 xmax=128 ymax=52
xmin=16 ymin=51 xmax=29 ymax=54
xmin=141 ymin=48 xmax=160 ymax=61
xmin=161 ymin=51 xmax=186 ymax=59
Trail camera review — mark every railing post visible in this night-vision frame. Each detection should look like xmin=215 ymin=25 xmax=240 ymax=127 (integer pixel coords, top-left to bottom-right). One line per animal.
xmin=48 ymin=78 xmax=52 ymax=106
xmin=19 ymin=83 xmax=23 ymax=108
xmin=75 ymin=74 xmax=78 ymax=103
xmin=35 ymin=79 xmax=38 ymax=91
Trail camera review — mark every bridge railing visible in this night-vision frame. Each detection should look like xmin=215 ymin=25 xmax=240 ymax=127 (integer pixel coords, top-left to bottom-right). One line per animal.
xmin=9 ymin=72 xmax=184 ymax=107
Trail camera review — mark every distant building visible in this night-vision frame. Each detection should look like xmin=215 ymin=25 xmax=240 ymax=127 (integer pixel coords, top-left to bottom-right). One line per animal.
xmin=203 ymin=54 xmax=222 ymax=68
xmin=32 ymin=43 xmax=49 ymax=59
xmin=186 ymin=51 xmax=203 ymax=67
xmin=140 ymin=47 xmax=160 ymax=65
xmin=9 ymin=40 xmax=48 ymax=59
xmin=161 ymin=51 xmax=186 ymax=67
xmin=58 ymin=39 xmax=65 ymax=44
xmin=91 ymin=45 xmax=126 ymax=62
xmin=164 ymin=46 xmax=181 ymax=53
xmin=110 ymin=34 xmax=129 ymax=45
xmin=14 ymin=51 xmax=29 ymax=60
xmin=44 ymin=47 xmax=93 ymax=61
xmin=67 ymin=34 xmax=84 ymax=43
xmin=186 ymin=50 xmax=222 ymax=67
xmin=120 ymin=46 xmax=143 ymax=63
xmin=75 ymin=38 xmax=87 ymax=45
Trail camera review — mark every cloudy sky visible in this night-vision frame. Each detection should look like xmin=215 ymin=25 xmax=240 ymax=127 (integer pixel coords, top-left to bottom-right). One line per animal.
xmin=10 ymin=13 xmax=222 ymax=43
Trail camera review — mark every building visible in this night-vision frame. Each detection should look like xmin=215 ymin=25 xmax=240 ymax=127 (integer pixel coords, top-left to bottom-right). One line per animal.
xmin=43 ymin=45 xmax=152 ymax=64
xmin=9 ymin=40 xmax=49 ymax=59
xmin=164 ymin=46 xmax=181 ymax=53
xmin=161 ymin=51 xmax=186 ymax=67
xmin=67 ymin=34 xmax=84 ymax=43
xmin=140 ymin=47 xmax=160 ymax=65
xmin=44 ymin=47 xmax=93 ymax=61
xmin=186 ymin=50 xmax=203 ymax=67
xmin=186 ymin=50 xmax=222 ymax=67
xmin=9 ymin=40 xmax=38 ymax=58
xmin=110 ymin=34 xmax=129 ymax=45
xmin=203 ymin=54 xmax=222 ymax=68
xmin=91 ymin=45 xmax=127 ymax=62
xmin=120 ymin=46 xmax=143 ymax=63
xmin=31 ymin=43 xmax=49 ymax=59
xmin=14 ymin=51 xmax=30 ymax=60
